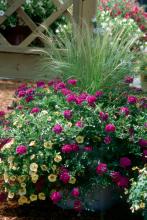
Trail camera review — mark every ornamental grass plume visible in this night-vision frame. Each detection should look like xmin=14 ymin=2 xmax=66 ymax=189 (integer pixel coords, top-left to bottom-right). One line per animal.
xmin=39 ymin=25 xmax=138 ymax=93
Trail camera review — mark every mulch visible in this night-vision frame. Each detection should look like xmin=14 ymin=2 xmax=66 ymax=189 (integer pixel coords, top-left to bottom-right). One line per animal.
xmin=0 ymin=80 xmax=144 ymax=220
xmin=0 ymin=80 xmax=22 ymax=111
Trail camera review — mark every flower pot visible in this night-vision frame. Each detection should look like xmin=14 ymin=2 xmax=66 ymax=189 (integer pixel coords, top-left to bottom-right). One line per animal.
xmin=58 ymin=186 xmax=121 ymax=212
xmin=140 ymin=73 xmax=147 ymax=92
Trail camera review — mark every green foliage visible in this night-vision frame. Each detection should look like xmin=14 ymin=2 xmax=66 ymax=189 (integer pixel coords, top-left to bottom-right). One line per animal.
xmin=128 ymin=166 xmax=147 ymax=214
xmin=40 ymin=26 xmax=139 ymax=93
xmin=0 ymin=80 xmax=146 ymax=210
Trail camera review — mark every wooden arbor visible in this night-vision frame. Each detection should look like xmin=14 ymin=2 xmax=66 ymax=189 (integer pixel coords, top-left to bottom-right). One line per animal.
xmin=0 ymin=0 xmax=97 ymax=79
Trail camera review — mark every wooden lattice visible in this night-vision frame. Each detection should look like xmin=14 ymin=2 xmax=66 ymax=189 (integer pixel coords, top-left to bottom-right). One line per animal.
xmin=0 ymin=0 xmax=72 ymax=49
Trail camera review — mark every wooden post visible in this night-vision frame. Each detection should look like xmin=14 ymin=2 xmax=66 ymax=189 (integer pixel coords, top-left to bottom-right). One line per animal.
xmin=73 ymin=0 xmax=97 ymax=30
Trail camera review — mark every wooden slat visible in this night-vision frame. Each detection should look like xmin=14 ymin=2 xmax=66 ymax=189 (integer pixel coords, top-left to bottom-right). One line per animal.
xmin=19 ymin=0 xmax=72 ymax=47
xmin=0 ymin=34 xmax=11 ymax=46
xmin=0 ymin=0 xmax=25 ymax=25
xmin=52 ymin=0 xmax=72 ymax=20
xmin=0 ymin=46 xmax=41 ymax=55
xmin=16 ymin=8 xmax=37 ymax=31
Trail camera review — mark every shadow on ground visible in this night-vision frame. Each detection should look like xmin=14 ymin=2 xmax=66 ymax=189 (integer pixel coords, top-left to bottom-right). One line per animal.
xmin=0 ymin=201 xmax=143 ymax=220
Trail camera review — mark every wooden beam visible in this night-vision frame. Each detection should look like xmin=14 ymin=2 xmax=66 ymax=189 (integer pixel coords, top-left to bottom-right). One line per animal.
xmin=73 ymin=0 xmax=97 ymax=30
xmin=0 ymin=52 xmax=58 ymax=80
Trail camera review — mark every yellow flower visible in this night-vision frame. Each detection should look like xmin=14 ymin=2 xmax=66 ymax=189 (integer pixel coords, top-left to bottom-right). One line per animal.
xmin=69 ymin=177 xmax=76 ymax=184
xmin=18 ymin=188 xmax=26 ymax=196
xmin=76 ymin=136 xmax=84 ymax=144
xmin=48 ymin=116 xmax=52 ymax=121
xmin=52 ymin=165 xmax=57 ymax=171
xmin=41 ymin=110 xmax=48 ymax=115
xmin=41 ymin=165 xmax=48 ymax=171
xmin=8 ymin=156 xmax=14 ymax=163
xmin=54 ymin=155 xmax=62 ymax=163
xmin=18 ymin=124 xmax=22 ymax=128
xmin=44 ymin=141 xmax=53 ymax=149
xmin=30 ymin=163 xmax=38 ymax=172
xmin=13 ymin=120 xmax=18 ymax=126
xmin=18 ymin=175 xmax=26 ymax=183
xmin=38 ymin=192 xmax=46 ymax=200
xmin=48 ymin=174 xmax=57 ymax=182
xmin=46 ymin=89 xmax=52 ymax=94
xmin=31 ymin=174 xmax=39 ymax=183
xmin=18 ymin=196 xmax=28 ymax=205
xmin=67 ymin=122 xmax=72 ymax=128
xmin=20 ymin=183 xmax=26 ymax=188
xmin=8 ymin=192 xmax=15 ymax=199
xmin=140 ymin=202 xmax=145 ymax=209
xmin=54 ymin=111 xmax=60 ymax=116
xmin=9 ymin=176 xmax=16 ymax=182
xmin=30 ymin=194 xmax=37 ymax=202
xmin=30 ymin=154 xmax=36 ymax=160
xmin=29 ymin=141 xmax=36 ymax=147
xmin=132 ymin=166 xmax=139 ymax=171
xmin=4 ymin=173 xmax=8 ymax=182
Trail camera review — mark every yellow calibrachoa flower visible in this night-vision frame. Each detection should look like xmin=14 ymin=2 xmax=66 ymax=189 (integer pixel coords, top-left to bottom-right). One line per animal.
xmin=140 ymin=202 xmax=145 ymax=209
xmin=132 ymin=166 xmax=139 ymax=171
xmin=30 ymin=163 xmax=38 ymax=172
xmin=29 ymin=141 xmax=36 ymax=147
xmin=76 ymin=136 xmax=84 ymax=144
xmin=31 ymin=174 xmax=39 ymax=183
xmin=18 ymin=175 xmax=26 ymax=183
xmin=9 ymin=176 xmax=16 ymax=182
xmin=44 ymin=141 xmax=53 ymax=149
xmin=48 ymin=174 xmax=57 ymax=182
xmin=18 ymin=196 xmax=28 ymax=205
xmin=54 ymin=154 xmax=62 ymax=163
xmin=30 ymin=154 xmax=35 ymax=160
xmin=38 ymin=192 xmax=46 ymax=200
xmin=8 ymin=192 xmax=15 ymax=199
xmin=67 ymin=122 xmax=72 ymax=128
xmin=8 ymin=156 xmax=14 ymax=163
xmin=18 ymin=188 xmax=26 ymax=196
xmin=13 ymin=120 xmax=18 ymax=126
xmin=30 ymin=194 xmax=37 ymax=202
xmin=41 ymin=165 xmax=48 ymax=171
xmin=54 ymin=111 xmax=60 ymax=116
xmin=20 ymin=183 xmax=26 ymax=188
xmin=69 ymin=177 xmax=76 ymax=184
xmin=48 ymin=116 xmax=52 ymax=121
xmin=4 ymin=173 xmax=8 ymax=182
xmin=41 ymin=110 xmax=48 ymax=115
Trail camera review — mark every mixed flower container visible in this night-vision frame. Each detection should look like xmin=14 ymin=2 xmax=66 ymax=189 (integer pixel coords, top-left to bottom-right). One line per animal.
xmin=0 ymin=78 xmax=146 ymax=214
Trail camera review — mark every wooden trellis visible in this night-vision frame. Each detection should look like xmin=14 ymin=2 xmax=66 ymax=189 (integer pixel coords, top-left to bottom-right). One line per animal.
xmin=0 ymin=0 xmax=72 ymax=50
xmin=0 ymin=0 xmax=97 ymax=79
